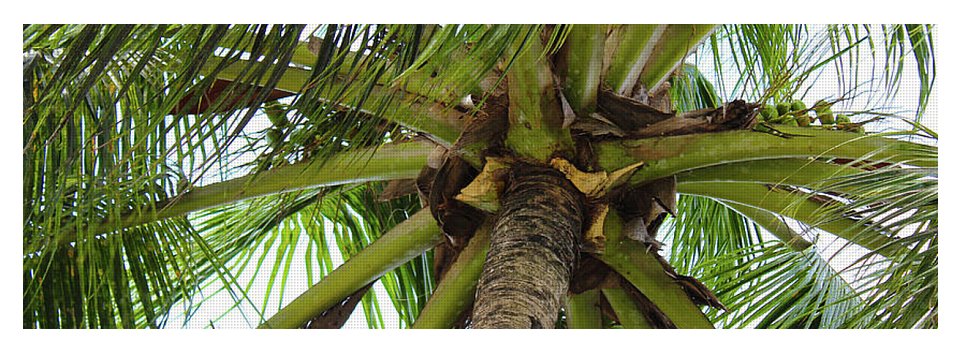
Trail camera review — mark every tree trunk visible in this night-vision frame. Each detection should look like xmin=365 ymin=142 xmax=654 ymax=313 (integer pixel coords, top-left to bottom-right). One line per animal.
xmin=470 ymin=165 xmax=585 ymax=328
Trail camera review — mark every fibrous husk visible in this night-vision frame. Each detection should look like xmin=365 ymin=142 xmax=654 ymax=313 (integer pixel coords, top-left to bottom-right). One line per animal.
xmin=614 ymin=176 xmax=677 ymax=240
xmin=421 ymin=153 xmax=485 ymax=249
xmin=597 ymin=86 xmax=674 ymax=131
xmin=582 ymin=204 xmax=610 ymax=253
xmin=620 ymin=216 xmax=663 ymax=252
xmin=549 ymin=158 xmax=644 ymax=254
xmin=627 ymin=100 xmax=758 ymax=138
xmin=570 ymin=113 xmax=626 ymax=137
xmin=377 ymin=179 xmax=419 ymax=202
xmin=568 ymin=254 xmax=614 ymax=295
xmin=453 ymin=157 xmax=512 ymax=213
xmin=453 ymin=94 xmax=509 ymax=153
xmin=550 ymin=158 xmax=644 ymax=199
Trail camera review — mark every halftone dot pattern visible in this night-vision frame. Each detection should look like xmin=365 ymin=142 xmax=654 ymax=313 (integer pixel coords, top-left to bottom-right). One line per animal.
xmin=163 ymin=24 xmax=935 ymax=329
xmin=30 ymin=26 xmax=939 ymax=329
xmin=168 ymin=215 xmax=407 ymax=329
xmin=685 ymin=24 xmax=937 ymax=322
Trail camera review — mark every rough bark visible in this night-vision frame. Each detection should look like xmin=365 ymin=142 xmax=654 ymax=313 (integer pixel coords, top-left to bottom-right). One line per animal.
xmin=470 ymin=165 xmax=586 ymax=328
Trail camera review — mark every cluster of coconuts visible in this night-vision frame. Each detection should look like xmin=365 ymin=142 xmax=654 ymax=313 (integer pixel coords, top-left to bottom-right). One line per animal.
xmin=757 ymin=99 xmax=863 ymax=133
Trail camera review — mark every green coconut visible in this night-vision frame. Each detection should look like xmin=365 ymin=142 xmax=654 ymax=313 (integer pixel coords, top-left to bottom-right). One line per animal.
xmin=264 ymin=102 xmax=289 ymax=127
xmin=837 ymin=122 xmax=865 ymax=134
xmin=759 ymin=105 xmax=778 ymax=121
xmin=790 ymin=100 xmax=806 ymax=112
xmin=816 ymin=107 xmax=835 ymax=125
xmin=783 ymin=117 xmax=799 ymax=126
xmin=836 ymin=114 xmax=851 ymax=124
xmin=776 ymin=102 xmax=792 ymax=116
xmin=796 ymin=115 xmax=812 ymax=127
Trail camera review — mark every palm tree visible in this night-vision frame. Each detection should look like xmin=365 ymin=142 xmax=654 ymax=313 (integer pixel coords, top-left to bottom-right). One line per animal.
xmin=22 ymin=24 xmax=937 ymax=329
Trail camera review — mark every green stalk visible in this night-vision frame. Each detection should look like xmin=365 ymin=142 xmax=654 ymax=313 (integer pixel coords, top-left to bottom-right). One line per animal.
xmin=395 ymin=46 xmax=501 ymax=104
xmin=638 ymin=24 xmax=717 ymax=92
xmin=604 ymin=25 xmax=668 ymax=95
xmin=560 ymin=24 xmax=607 ymax=114
xmin=202 ymin=57 xmax=465 ymax=147
xmin=596 ymin=127 xmax=937 ymax=186
xmin=411 ymin=222 xmax=491 ymax=329
xmin=678 ymin=182 xmax=902 ymax=257
xmin=601 ymin=288 xmax=653 ymax=329
xmin=564 ymin=289 xmax=603 ymax=329
xmin=504 ymin=27 xmax=575 ymax=162
xmin=597 ymin=211 xmax=714 ymax=329
xmin=676 ymin=159 xmax=864 ymax=188
xmin=259 ymin=210 xmax=442 ymax=329
xmin=720 ymin=200 xmax=813 ymax=251
xmin=66 ymin=141 xmax=432 ymax=241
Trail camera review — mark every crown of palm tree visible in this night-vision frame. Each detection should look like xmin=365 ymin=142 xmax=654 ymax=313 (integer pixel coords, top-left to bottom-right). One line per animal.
xmin=23 ymin=24 xmax=936 ymax=329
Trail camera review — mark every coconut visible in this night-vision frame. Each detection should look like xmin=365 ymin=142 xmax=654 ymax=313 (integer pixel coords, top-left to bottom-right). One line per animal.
xmin=784 ymin=117 xmax=799 ymax=126
xmin=264 ymin=102 xmax=288 ymax=127
xmin=790 ymin=100 xmax=806 ymax=112
xmin=760 ymin=105 xmax=778 ymax=121
xmin=776 ymin=102 xmax=792 ymax=116
xmin=796 ymin=115 xmax=812 ymax=127
xmin=837 ymin=114 xmax=851 ymax=124
xmin=837 ymin=122 xmax=864 ymax=134
xmin=816 ymin=107 xmax=835 ymax=125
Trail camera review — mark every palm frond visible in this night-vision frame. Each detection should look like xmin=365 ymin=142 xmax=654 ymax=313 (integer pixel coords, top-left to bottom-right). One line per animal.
xmin=238 ymin=184 xmax=438 ymax=329
xmin=23 ymin=217 xmax=214 ymax=328
xmin=670 ymin=63 xmax=721 ymax=111
xmin=23 ymin=24 xmax=454 ymax=328
xmin=702 ymin=242 xmax=863 ymax=328
xmin=412 ymin=220 xmax=492 ymax=329
xmin=660 ymin=195 xmax=764 ymax=281
xmin=809 ymin=140 xmax=937 ymax=328
xmin=600 ymin=287 xmax=654 ymax=328
xmin=597 ymin=211 xmax=714 ymax=329
xmin=703 ymin=24 xmax=935 ymax=131
xmin=558 ymin=24 xmax=606 ymax=115
xmin=668 ymin=133 xmax=936 ymax=328
xmin=328 ymin=183 xmax=435 ymax=328
xmin=564 ymin=290 xmax=603 ymax=329
xmin=878 ymin=24 xmax=936 ymax=123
